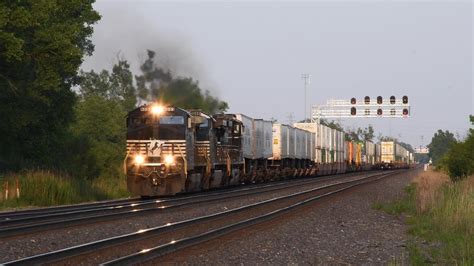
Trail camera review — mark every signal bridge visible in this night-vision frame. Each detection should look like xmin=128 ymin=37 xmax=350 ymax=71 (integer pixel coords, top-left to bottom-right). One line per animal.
xmin=311 ymin=96 xmax=410 ymax=121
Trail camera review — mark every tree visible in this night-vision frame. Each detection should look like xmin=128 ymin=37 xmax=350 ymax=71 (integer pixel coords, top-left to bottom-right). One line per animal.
xmin=78 ymin=59 xmax=136 ymax=111
xmin=345 ymin=130 xmax=360 ymax=142
xmin=69 ymin=96 xmax=126 ymax=179
xmin=345 ymin=125 xmax=375 ymax=142
xmin=0 ymin=1 xmax=100 ymax=168
xmin=135 ymin=50 xmax=228 ymax=114
xmin=442 ymin=116 xmax=474 ymax=181
xmin=360 ymin=125 xmax=375 ymax=142
xmin=317 ymin=119 xmax=344 ymax=131
xmin=70 ymin=59 xmax=135 ymax=178
xmin=427 ymin=130 xmax=457 ymax=165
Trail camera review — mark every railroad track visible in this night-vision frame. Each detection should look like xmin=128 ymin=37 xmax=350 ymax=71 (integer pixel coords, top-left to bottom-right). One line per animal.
xmin=2 ymin=170 xmax=403 ymax=265
xmin=0 ymin=171 xmax=382 ymax=238
xmin=0 ymin=197 xmax=142 ymax=220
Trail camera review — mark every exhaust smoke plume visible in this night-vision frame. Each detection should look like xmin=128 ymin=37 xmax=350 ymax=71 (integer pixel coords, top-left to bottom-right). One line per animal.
xmin=81 ymin=2 xmax=220 ymax=96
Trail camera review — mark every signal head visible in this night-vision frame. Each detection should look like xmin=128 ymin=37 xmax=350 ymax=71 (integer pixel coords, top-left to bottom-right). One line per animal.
xmin=390 ymin=96 xmax=395 ymax=104
xmin=364 ymin=96 xmax=370 ymax=104
xmin=403 ymin=108 xmax=409 ymax=116
xmin=402 ymin=95 xmax=408 ymax=104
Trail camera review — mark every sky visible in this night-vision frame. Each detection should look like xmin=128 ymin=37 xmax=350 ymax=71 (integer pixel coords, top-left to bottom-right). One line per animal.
xmin=81 ymin=0 xmax=473 ymax=148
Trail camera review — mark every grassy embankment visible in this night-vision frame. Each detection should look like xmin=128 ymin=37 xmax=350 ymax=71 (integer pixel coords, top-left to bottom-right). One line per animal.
xmin=0 ymin=170 xmax=129 ymax=209
xmin=374 ymin=169 xmax=473 ymax=265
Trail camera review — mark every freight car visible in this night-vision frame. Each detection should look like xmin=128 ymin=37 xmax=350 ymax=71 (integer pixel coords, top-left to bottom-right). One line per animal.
xmin=380 ymin=141 xmax=412 ymax=169
xmin=125 ymin=103 xmax=413 ymax=197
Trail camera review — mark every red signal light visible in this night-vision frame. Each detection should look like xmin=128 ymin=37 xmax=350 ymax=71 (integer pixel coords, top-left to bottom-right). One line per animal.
xmin=351 ymin=107 xmax=356 ymax=115
xmin=403 ymin=108 xmax=409 ymax=116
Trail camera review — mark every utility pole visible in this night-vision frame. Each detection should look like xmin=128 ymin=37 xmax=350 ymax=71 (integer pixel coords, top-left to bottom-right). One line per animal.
xmin=301 ymin=73 xmax=311 ymax=122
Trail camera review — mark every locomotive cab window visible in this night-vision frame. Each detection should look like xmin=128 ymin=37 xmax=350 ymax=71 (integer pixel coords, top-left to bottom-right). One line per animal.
xmin=159 ymin=116 xmax=185 ymax=125
xmin=196 ymin=119 xmax=211 ymax=141
xmin=233 ymin=124 xmax=241 ymax=134
xmin=158 ymin=115 xmax=186 ymax=140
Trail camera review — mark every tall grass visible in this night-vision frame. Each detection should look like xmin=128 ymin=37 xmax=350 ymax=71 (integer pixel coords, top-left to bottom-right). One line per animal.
xmin=411 ymin=170 xmax=473 ymax=265
xmin=0 ymin=170 xmax=129 ymax=209
xmin=376 ymin=169 xmax=474 ymax=265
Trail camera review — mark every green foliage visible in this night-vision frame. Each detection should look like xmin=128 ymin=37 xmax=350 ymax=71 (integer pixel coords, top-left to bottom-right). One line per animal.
xmin=70 ymin=96 xmax=126 ymax=179
xmin=345 ymin=130 xmax=360 ymax=142
xmin=0 ymin=170 xmax=128 ymax=208
xmin=427 ymin=130 xmax=457 ymax=165
xmin=79 ymin=59 xmax=137 ymax=111
xmin=373 ymin=184 xmax=416 ymax=215
xmin=345 ymin=125 xmax=375 ymax=142
xmin=375 ymin=178 xmax=474 ymax=265
xmin=359 ymin=125 xmax=375 ymax=141
xmin=135 ymin=50 xmax=228 ymax=114
xmin=71 ymin=60 xmax=133 ymax=179
xmin=441 ymin=116 xmax=474 ymax=181
xmin=0 ymin=0 xmax=100 ymax=168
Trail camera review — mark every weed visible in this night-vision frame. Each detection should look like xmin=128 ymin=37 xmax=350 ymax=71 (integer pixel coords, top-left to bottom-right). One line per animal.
xmin=375 ymin=170 xmax=474 ymax=265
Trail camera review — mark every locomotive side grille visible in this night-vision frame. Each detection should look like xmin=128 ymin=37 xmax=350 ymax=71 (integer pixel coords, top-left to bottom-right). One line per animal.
xmin=195 ymin=140 xmax=210 ymax=165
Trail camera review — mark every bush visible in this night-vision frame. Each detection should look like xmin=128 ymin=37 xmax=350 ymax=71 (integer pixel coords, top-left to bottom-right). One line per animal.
xmin=0 ymin=170 xmax=129 ymax=209
xmin=442 ymin=131 xmax=474 ymax=182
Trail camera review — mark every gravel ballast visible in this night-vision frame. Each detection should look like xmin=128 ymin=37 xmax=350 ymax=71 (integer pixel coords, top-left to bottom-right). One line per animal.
xmin=153 ymin=168 xmax=421 ymax=265
xmin=0 ymin=171 xmax=381 ymax=263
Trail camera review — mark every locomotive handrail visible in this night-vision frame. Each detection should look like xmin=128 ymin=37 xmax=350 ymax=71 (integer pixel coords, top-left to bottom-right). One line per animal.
xmin=176 ymin=144 xmax=187 ymax=178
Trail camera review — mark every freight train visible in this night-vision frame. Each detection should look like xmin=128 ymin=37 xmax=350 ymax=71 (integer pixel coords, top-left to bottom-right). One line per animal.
xmin=125 ymin=103 xmax=413 ymax=197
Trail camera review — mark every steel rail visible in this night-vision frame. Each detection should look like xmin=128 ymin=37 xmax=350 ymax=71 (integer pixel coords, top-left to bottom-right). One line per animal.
xmin=0 ymin=170 xmax=376 ymax=222
xmin=0 ymin=171 xmax=382 ymax=237
xmin=2 ymin=170 xmax=400 ymax=265
xmin=102 ymin=171 xmax=399 ymax=265
xmin=0 ymin=171 xmax=368 ymax=222
xmin=0 ymin=197 xmax=141 ymax=220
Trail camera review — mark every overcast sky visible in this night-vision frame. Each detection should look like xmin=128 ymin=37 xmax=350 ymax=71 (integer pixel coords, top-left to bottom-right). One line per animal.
xmin=82 ymin=0 xmax=473 ymax=148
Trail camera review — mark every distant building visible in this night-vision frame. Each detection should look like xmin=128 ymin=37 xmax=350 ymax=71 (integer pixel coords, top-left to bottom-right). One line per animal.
xmin=415 ymin=147 xmax=429 ymax=154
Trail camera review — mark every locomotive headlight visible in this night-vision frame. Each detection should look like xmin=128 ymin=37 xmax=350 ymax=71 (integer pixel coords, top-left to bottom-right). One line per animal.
xmin=164 ymin=155 xmax=174 ymax=166
xmin=134 ymin=155 xmax=145 ymax=165
xmin=151 ymin=105 xmax=164 ymax=115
